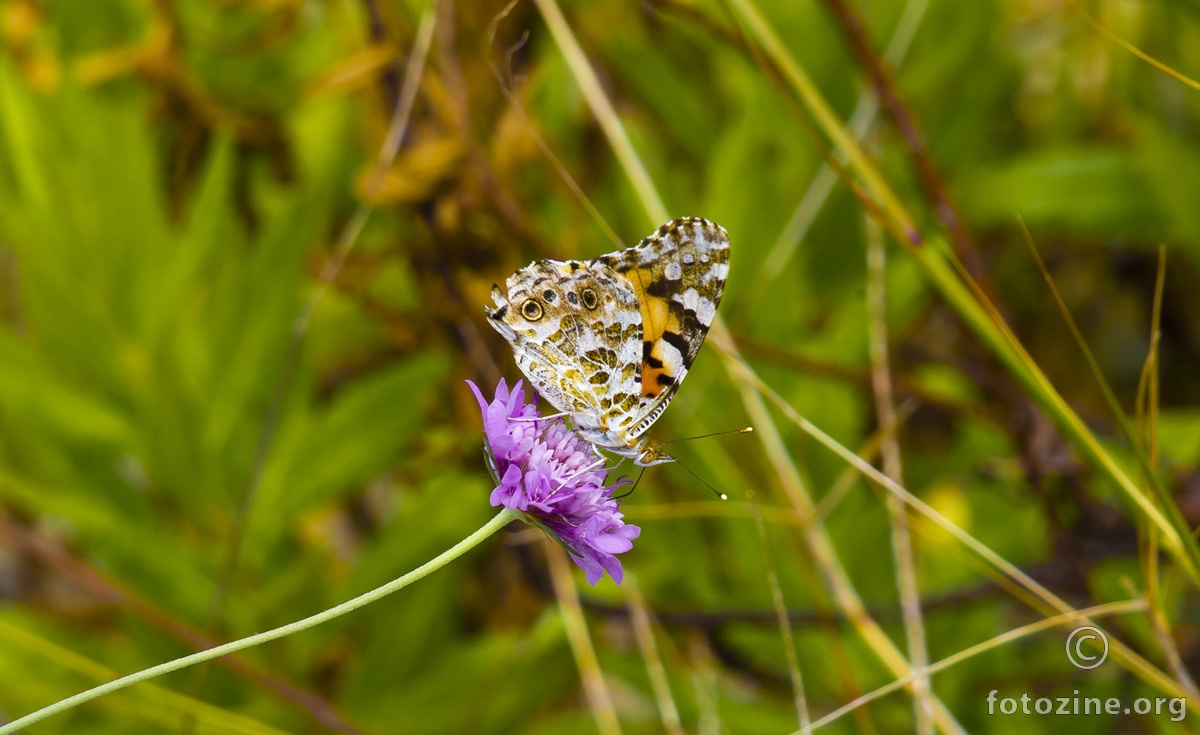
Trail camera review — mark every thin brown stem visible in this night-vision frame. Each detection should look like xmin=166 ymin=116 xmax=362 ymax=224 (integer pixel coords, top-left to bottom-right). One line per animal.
xmin=714 ymin=0 xmax=898 ymax=238
xmin=1134 ymin=248 xmax=1197 ymax=696
xmin=485 ymin=0 xmax=624 ymax=250
xmin=623 ymin=576 xmax=685 ymax=735
xmin=865 ymin=217 xmax=932 ymax=734
xmin=818 ymin=0 xmax=991 ymax=290
xmin=747 ymin=492 xmax=810 ymax=729
xmin=543 ymin=539 xmax=623 ymax=735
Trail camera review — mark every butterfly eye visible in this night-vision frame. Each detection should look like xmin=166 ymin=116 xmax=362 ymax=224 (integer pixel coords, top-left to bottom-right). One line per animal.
xmin=580 ymin=288 xmax=599 ymax=310
xmin=521 ymin=299 xmax=544 ymax=320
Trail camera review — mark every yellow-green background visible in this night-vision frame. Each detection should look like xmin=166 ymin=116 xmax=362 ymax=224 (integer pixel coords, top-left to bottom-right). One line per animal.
xmin=2 ymin=0 xmax=1200 ymax=733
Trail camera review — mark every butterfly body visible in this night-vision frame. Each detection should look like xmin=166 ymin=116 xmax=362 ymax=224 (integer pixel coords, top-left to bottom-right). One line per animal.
xmin=486 ymin=217 xmax=730 ymax=466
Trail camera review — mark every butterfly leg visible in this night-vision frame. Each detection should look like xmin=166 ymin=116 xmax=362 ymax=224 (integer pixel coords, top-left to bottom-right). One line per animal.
xmin=512 ymin=412 xmax=568 ymax=422
xmin=561 ymin=455 xmax=608 ymax=485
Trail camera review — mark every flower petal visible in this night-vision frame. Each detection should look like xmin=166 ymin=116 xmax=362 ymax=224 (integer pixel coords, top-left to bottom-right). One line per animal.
xmin=598 ymin=555 xmax=624 ymax=585
xmin=592 ymin=533 xmax=633 ymax=555
xmin=466 ymin=380 xmax=489 ymax=415
xmin=469 ymin=378 xmax=639 ymax=585
xmin=572 ymin=552 xmax=606 ymax=586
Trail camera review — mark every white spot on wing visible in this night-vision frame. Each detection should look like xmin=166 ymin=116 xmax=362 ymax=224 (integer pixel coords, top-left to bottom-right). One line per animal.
xmin=659 ymin=338 xmax=684 ymax=374
xmin=675 ymin=288 xmax=716 ymax=326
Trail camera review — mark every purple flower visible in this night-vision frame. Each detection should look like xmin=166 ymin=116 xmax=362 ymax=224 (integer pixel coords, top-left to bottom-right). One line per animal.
xmin=468 ymin=379 xmax=641 ymax=585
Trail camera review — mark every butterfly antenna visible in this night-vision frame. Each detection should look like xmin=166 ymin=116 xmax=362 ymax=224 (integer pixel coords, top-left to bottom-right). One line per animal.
xmin=614 ymin=467 xmax=646 ymax=499
xmin=673 ymin=456 xmax=729 ymax=501
xmin=660 ymin=426 xmax=754 ymax=446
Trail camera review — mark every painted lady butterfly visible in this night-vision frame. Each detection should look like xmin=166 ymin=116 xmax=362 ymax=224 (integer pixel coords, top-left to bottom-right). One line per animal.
xmin=486 ymin=217 xmax=729 ymax=466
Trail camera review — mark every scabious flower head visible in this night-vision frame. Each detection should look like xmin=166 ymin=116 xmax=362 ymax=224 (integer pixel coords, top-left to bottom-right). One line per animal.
xmin=468 ymin=379 xmax=640 ymax=585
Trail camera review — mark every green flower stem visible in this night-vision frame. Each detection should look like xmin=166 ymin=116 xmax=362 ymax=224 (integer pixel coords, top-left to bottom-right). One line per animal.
xmin=0 ymin=508 xmax=520 ymax=735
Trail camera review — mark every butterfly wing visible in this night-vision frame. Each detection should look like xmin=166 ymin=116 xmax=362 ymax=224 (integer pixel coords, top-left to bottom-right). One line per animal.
xmin=596 ymin=218 xmax=730 ymax=439
xmin=486 ymin=217 xmax=729 ymax=453
xmin=486 ymin=260 xmax=643 ymax=433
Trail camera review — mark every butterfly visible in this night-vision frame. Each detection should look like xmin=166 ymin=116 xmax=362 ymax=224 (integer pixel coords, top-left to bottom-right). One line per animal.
xmin=485 ymin=217 xmax=730 ymax=466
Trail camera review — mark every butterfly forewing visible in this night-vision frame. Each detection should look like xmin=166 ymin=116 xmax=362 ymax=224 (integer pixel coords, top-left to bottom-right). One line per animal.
xmin=599 ymin=219 xmax=729 ymax=437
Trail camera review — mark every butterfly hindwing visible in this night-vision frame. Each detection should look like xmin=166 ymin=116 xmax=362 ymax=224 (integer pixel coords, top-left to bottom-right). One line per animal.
xmin=487 ymin=259 xmax=643 ymax=433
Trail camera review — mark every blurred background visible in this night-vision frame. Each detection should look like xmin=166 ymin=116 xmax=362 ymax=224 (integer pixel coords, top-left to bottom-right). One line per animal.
xmin=2 ymin=0 xmax=1200 ymax=733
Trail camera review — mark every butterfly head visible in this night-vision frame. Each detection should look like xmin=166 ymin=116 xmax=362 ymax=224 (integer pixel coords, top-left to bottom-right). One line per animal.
xmin=631 ymin=438 xmax=727 ymax=500
xmin=634 ymin=441 xmax=674 ymax=467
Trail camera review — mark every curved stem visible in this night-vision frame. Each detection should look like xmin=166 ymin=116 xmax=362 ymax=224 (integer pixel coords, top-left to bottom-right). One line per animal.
xmin=0 ymin=508 xmax=519 ymax=735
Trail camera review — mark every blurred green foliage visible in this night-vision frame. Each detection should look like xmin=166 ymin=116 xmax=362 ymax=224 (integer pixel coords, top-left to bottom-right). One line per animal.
xmin=2 ymin=0 xmax=1200 ymax=733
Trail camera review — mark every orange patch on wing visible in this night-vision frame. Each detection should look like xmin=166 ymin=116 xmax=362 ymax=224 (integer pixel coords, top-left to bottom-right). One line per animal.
xmin=640 ymin=336 xmax=682 ymax=398
xmin=628 ymin=268 xmax=687 ymax=399
xmin=641 ymin=361 xmax=667 ymax=398
xmin=627 ymin=268 xmax=670 ymax=343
